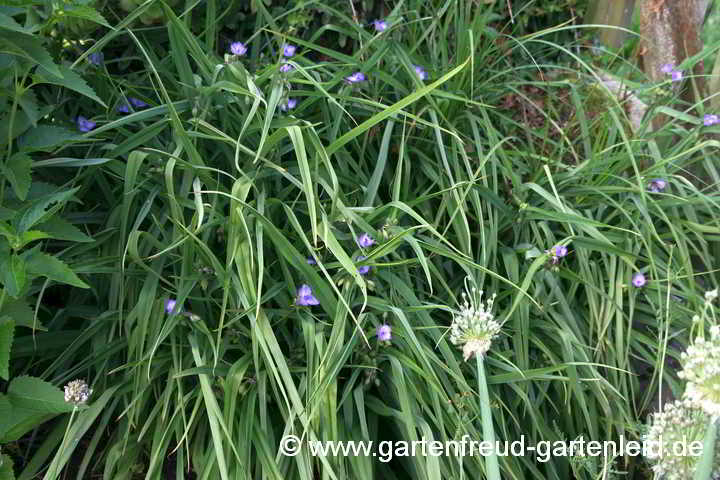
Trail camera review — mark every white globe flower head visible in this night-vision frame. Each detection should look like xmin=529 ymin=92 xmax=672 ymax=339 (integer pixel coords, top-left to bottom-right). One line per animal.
xmin=643 ymin=399 xmax=720 ymax=479
xmin=64 ymin=379 xmax=92 ymax=406
xmin=679 ymin=326 xmax=720 ymax=419
xmin=449 ymin=279 xmax=501 ymax=361
xmin=706 ymin=288 xmax=719 ymax=303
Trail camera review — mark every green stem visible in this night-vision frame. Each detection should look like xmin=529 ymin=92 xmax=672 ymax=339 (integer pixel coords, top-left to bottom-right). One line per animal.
xmin=694 ymin=417 xmax=717 ymax=480
xmin=476 ymin=355 xmax=501 ymax=480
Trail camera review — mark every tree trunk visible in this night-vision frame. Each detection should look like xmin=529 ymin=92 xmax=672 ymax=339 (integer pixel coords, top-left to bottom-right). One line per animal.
xmin=639 ymin=0 xmax=705 ymax=99
xmin=588 ymin=0 xmax=636 ymax=49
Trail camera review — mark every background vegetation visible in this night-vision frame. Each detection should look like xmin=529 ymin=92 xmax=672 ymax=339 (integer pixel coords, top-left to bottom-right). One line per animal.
xmin=1 ymin=0 xmax=719 ymax=478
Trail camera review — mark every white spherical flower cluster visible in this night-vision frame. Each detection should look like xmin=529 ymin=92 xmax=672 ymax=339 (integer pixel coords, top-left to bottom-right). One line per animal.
xmin=449 ymin=285 xmax=501 ymax=361
xmin=64 ymin=379 xmax=92 ymax=405
xmin=706 ymin=288 xmax=719 ymax=303
xmin=644 ymin=399 xmax=720 ymax=479
xmin=678 ymin=326 xmax=720 ymax=418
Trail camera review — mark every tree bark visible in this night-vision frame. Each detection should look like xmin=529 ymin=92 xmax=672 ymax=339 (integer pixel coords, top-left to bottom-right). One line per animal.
xmin=639 ymin=0 xmax=705 ymax=99
xmin=588 ymin=0 xmax=636 ymax=49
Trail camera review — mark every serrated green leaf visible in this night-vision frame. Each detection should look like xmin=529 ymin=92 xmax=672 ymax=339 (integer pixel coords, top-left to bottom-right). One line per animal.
xmin=7 ymin=376 xmax=75 ymax=414
xmin=16 ymin=87 xmax=40 ymax=126
xmin=0 ymin=316 xmax=14 ymax=380
xmin=17 ymin=124 xmax=79 ymax=151
xmin=0 ymin=254 xmax=26 ymax=297
xmin=3 ymin=152 xmax=32 ymax=200
xmin=0 ymin=403 xmax=54 ymax=443
xmin=0 ymin=298 xmax=45 ymax=330
xmin=15 ymin=187 xmax=79 ymax=233
xmin=23 ymin=250 xmax=90 ymax=289
xmin=61 ymin=5 xmax=111 ymax=28
xmin=34 ymin=64 xmax=105 ymax=106
xmin=0 ymin=453 xmax=15 ymax=480
xmin=0 ymin=11 xmax=33 ymax=33
xmin=18 ymin=230 xmax=49 ymax=248
xmin=0 ymin=30 xmax=60 ymax=77
xmin=35 ymin=216 xmax=92 ymax=243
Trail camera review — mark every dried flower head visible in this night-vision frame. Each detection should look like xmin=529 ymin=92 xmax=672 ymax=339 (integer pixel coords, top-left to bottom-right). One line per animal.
xmin=678 ymin=326 xmax=720 ymax=418
xmin=449 ymin=279 xmax=501 ymax=361
xmin=64 ymin=379 xmax=92 ymax=405
xmin=643 ymin=399 xmax=719 ymax=479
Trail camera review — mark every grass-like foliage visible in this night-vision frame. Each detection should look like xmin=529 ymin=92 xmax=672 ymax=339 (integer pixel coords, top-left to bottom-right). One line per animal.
xmin=1 ymin=0 xmax=720 ymax=478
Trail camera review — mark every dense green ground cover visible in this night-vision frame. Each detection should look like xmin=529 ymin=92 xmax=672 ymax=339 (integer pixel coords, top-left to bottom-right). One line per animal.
xmin=1 ymin=0 xmax=720 ymax=478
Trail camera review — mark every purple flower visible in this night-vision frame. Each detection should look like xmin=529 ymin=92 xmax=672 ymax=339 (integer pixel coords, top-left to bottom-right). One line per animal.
xmin=704 ymin=114 xmax=720 ymax=126
xmin=357 ymin=233 xmax=374 ymax=248
xmin=280 ymin=62 xmax=294 ymax=73
xmin=373 ymin=19 xmax=388 ymax=32
xmin=230 ymin=42 xmax=247 ymax=56
xmin=356 ymin=256 xmax=371 ymax=275
xmin=307 ymin=256 xmax=317 ymax=265
xmin=118 ymin=97 xmax=149 ymax=113
xmin=295 ymin=284 xmax=319 ymax=306
xmin=129 ymin=97 xmax=148 ymax=108
xmin=280 ymin=98 xmax=297 ymax=112
xmin=414 ymin=65 xmax=428 ymax=81
xmin=551 ymin=245 xmax=568 ymax=258
xmin=648 ymin=178 xmax=667 ymax=193
xmin=345 ymin=72 xmax=366 ymax=84
xmin=660 ymin=64 xmax=683 ymax=82
xmin=165 ymin=299 xmax=178 ymax=314
xmin=632 ymin=273 xmax=646 ymax=288
xmin=283 ymin=44 xmax=296 ymax=57
xmin=376 ymin=324 xmax=392 ymax=341
xmin=76 ymin=116 xmax=96 ymax=133
xmin=88 ymin=52 xmax=104 ymax=66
